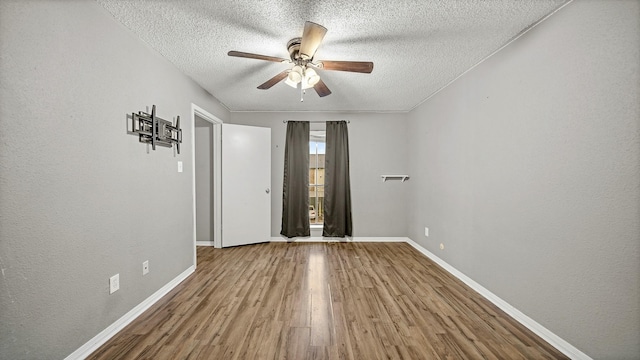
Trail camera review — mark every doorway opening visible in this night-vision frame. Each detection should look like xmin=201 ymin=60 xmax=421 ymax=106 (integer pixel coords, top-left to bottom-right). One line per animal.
xmin=191 ymin=104 xmax=222 ymax=267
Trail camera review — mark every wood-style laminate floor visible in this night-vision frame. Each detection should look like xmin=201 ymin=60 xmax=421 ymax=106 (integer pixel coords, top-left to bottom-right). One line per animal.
xmin=88 ymin=242 xmax=568 ymax=359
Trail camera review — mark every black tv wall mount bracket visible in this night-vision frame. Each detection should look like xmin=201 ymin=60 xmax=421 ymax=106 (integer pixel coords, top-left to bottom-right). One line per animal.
xmin=130 ymin=105 xmax=182 ymax=154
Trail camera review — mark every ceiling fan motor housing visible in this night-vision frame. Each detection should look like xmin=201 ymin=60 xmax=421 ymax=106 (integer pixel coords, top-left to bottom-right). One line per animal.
xmin=287 ymin=37 xmax=303 ymax=62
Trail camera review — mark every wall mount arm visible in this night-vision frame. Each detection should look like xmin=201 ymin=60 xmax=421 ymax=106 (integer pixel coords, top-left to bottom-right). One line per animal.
xmin=130 ymin=105 xmax=182 ymax=154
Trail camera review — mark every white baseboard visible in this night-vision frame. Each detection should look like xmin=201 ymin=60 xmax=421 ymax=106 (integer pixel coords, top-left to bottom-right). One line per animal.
xmin=270 ymin=236 xmax=408 ymax=242
xmin=196 ymin=241 xmax=215 ymax=247
xmin=65 ymin=265 xmax=196 ymax=360
xmin=405 ymin=238 xmax=591 ymax=360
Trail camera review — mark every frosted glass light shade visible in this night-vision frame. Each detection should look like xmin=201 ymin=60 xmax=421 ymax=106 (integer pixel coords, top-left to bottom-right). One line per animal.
xmin=288 ymin=65 xmax=303 ymax=84
xmin=305 ymin=68 xmax=320 ymax=86
xmin=284 ymin=77 xmax=298 ymax=88
xmin=301 ymin=75 xmax=312 ymax=89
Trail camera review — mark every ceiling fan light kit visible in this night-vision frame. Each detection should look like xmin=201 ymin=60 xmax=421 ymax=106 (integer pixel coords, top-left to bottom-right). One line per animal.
xmin=228 ymin=21 xmax=374 ymax=101
xmin=286 ymin=66 xmax=319 ymax=90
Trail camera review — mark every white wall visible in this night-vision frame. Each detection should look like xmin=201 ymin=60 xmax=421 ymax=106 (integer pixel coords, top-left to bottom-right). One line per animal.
xmin=0 ymin=1 xmax=228 ymax=359
xmin=195 ymin=118 xmax=213 ymax=242
xmin=406 ymin=0 xmax=639 ymax=358
xmin=229 ymin=112 xmax=409 ymax=238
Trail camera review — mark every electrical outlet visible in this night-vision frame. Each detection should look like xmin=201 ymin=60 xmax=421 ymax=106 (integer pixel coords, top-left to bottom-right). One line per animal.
xmin=143 ymin=260 xmax=149 ymax=275
xmin=424 ymin=227 xmax=429 ymax=237
xmin=109 ymin=274 xmax=120 ymax=294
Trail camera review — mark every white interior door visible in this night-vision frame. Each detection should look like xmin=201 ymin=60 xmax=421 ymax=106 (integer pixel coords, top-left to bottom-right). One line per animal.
xmin=222 ymin=124 xmax=271 ymax=247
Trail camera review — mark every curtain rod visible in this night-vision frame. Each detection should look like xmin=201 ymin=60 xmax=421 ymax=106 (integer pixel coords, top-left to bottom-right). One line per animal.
xmin=282 ymin=120 xmax=350 ymax=124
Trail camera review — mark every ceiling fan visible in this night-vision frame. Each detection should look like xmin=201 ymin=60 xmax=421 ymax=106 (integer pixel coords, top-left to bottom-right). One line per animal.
xmin=228 ymin=21 xmax=374 ymax=100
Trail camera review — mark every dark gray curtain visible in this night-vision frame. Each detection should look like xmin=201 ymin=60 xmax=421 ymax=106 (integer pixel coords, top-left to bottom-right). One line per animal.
xmin=280 ymin=121 xmax=310 ymax=238
xmin=323 ymin=121 xmax=353 ymax=237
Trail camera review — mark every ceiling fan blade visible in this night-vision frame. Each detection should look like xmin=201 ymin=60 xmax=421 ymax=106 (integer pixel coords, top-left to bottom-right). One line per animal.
xmin=299 ymin=22 xmax=327 ymax=60
xmin=313 ymin=79 xmax=332 ymax=97
xmin=319 ymin=60 xmax=374 ymax=73
xmin=257 ymin=70 xmax=289 ymax=89
xmin=228 ymin=51 xmax=288 ymax=63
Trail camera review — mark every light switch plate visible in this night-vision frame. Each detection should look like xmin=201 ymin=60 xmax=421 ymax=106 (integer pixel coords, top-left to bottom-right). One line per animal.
xmin=109 ymin=274 xmax=120 ymax=294
xmin=177 ymin=161 xmax=183 ymax=173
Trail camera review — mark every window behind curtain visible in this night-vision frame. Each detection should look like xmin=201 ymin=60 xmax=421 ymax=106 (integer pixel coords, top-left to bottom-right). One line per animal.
xmin=309 ymin=131 xmax=325 ymax=225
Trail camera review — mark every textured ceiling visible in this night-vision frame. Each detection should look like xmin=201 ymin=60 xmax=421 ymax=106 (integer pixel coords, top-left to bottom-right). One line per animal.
xmin=97 ymin=0 xmax=568 ymax=112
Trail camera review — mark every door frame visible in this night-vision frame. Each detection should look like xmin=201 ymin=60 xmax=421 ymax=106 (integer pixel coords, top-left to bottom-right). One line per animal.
xmin=191 ymin=104 xmax=223 ymax=267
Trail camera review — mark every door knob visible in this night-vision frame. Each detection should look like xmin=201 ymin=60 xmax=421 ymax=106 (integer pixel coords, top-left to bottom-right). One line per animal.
xmin=265 ymin=188 xmax=270 ymax=194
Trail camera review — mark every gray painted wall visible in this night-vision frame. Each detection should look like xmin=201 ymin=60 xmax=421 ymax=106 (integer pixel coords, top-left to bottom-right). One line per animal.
xmin=195 ymin=119 xmax=213 ymax=242
xmin=0 ymin=1 xmax=228 ymax=359
xmin=406 ymin=0 xmax=639 ymax=358
xmin=229 ymin=112 xmax=409 ymax=238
